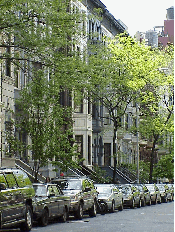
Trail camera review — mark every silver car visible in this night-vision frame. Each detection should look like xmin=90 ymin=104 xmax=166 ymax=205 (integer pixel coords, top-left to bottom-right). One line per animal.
xmin=167 ymin=184 xmax=174 ymax=201
xmin=145 ymin=184 xmax=161 ymax=204
xmin=95 ymin=184 xmax=123 ymax=213
xmin=157 ymin=184 xmax=173 ymax=202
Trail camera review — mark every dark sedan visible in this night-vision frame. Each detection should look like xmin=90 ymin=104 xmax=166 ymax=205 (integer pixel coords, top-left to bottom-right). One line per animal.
xmin=32 ymin=183 xmax=70 ymax=226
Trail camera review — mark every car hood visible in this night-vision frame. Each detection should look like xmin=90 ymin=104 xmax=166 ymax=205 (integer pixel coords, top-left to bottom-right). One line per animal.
xmin=149 ymin=190 xmax=155 ymax=194
xmin=62 ymin=189 xmax=80 ymax=196
xmin=32 ymin=196 xmax=48 ymax=203
xmin=122 ymin=192 xmax=131 ymax=197
xmin=98 ymin=193 xmax=111 ymax=200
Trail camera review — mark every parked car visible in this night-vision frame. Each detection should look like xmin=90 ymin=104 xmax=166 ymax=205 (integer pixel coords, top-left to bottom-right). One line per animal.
xmin=119 ymin=184 xmax=141 ymax=208
xmin=53 ymin=176 xmax=98 ymax=219
xmin=32 ymin=183 xmax=70 ymax=226
xmin=95 ymin=184 xmax=123 ymax=213
xmin=145 ymin=184 xmax=161 ymax=204
xmin=157 ymin=184 xmax=172 ymax=202
xmin=134 ymin=184 xmax=152 ymax=206
xmin=0 ymin=168 xmax=35 ymax=231
xmin=166 ymin=184 xmax=174 ymax=201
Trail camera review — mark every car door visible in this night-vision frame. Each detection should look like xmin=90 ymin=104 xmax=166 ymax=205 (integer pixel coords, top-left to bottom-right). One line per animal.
xmin=52 ymin=185 xmax=65 ymax=216
xmin=0 ymin=173 xmax=12 ymax=226
xmin=15 ymin=171 xmax=35 ymax=200
xmin=143 ymin=186 xmax=150 ymax=202
xmin=47 ymin=185 xmax=59 ymax=217
xmin=113 ymin=187 xmax=119 ymax=207
xmin=132 ymin=186 xmax=140 ymax=204
xmin=3 ymin=172 xmax=24 ymax=222
xmin=82 ymin=180 xmax=91 ymax=210
xmin=155 ymin=186 xmax=161 ymax=201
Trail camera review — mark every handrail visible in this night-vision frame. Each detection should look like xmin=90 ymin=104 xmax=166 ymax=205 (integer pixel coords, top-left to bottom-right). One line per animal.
xmin=15 ymin=159 xmax=46 ymax=183
xmin=109 ymin=166 xmax=134 ymax=183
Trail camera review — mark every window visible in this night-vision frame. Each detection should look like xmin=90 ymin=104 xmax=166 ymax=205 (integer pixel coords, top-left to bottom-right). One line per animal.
xmin=52 ymin=186 xmax=61 ymax=196
xmin=104 ymin=108 xmax=110 ymax=125
xmin=125 ymin=114 xmax=129 ymax=130
xmin=88 ymin=97 xmax=91 ymax=114
xmin=48 ymin=186 xmax=54 ymax=196
xmin=14 ymin=67 xmax=19 ymax=88
xmin=0 ymin=174 xmax=7 ymax=188
xmin=6 ymin=46 xmax=11 ymax=77
xmin=88 ymin=136 xmax=91 ymax=165
xmin=92 ymin=103 xmax=96 ymax=118
xmin=74 ymin=90 xmax=83 ymax=113
xmin=82 ymin=20 xmax=86 ymax=36
xmin=4 ymin=173 xmax=18 ymax=188
xmin=60 ymin=89 xmax=72 ymax=107
xmin=75 ymin=135 xmax=83 ymax=161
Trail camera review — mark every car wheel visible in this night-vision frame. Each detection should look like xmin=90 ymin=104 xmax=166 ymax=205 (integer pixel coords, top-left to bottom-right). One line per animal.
xmin=75 ymin=203 xmax=83 ymax=219
xmin=101 ymin=203 xmax=107 ymax=214
xmin=118 ymin=200 xmax=123 ymax=211
xmin=89 ymin=201 xmax=97 ymax=217
xmin=154 ymin=197 xmax=157 ymax=205
xmin=142 ymin=198 xmax=146 ymax=207
xmin=137 ymin=199 xmax=142 ymax=208
xmin=60 ymin=207 xmax=67 ymax=222
xmin=130 ymin=199 xmax=135 ymax=209
xmin=110 ymin=201 xmax=115 ymax=213
xmin=39 ymin=208 xmax=49 ymax=227
xmin=147 ymin=198 xmax=151 ymax=206
xmin=20 ymin=205 xmax=32 ymax=232
xmin=170 ymin=195 xmax=173 ymax=202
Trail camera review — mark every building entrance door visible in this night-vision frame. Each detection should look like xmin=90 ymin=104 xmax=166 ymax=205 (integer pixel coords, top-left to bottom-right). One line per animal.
xmin=104 ymin=143 xmax=111 ymax=166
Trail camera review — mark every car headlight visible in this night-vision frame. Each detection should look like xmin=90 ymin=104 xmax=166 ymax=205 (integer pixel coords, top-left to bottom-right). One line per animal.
xmin=126 ymin=195 xmax=132 ymax=200
xmin=70 ymin=195 xmax=78 ymax=201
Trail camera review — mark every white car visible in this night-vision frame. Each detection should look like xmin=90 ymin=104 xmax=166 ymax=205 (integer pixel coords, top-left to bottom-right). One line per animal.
xmin=95 ymin=184 xmax=123 ymax=213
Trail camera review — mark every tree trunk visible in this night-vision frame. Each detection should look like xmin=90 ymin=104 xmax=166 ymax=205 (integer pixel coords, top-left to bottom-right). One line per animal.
xmin=112 ymin=127 xmax=117 ymax=183
xmin=149 ymin=135 xmax=159 ymax=183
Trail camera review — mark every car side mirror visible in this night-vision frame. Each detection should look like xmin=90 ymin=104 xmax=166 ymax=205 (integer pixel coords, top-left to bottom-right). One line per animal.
xmin=0 ymin=183 xmax=6 ymax=190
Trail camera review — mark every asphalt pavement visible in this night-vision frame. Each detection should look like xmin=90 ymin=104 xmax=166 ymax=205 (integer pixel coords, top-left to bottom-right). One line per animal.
xmin=2 ymin=201 xmax=174 ymax=232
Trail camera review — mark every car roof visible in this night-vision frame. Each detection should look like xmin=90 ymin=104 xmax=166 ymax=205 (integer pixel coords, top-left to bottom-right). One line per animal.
xmin=33 ymin=183 xmax=57 ymax=186
xmin=95 ymin=184 xmax=114 ymax=187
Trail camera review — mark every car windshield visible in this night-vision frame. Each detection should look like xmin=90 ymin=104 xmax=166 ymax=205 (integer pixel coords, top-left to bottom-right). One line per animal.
xmin=121 ymin=187 xmax=132 ymax=194
xmin=63 ymin=180 xmax=82 ymax=190
xmin=136 ymin=186 xmax=142 ymax=191
xmin=33 ymin=185 xmax=47 ymax=196
xmin=96 ymin=186 xmax=111 ymax=194
xmin=157 ymin=185 xmax=164 ymax=191
xmin=146 ymin=185 xmax=154 ymax=191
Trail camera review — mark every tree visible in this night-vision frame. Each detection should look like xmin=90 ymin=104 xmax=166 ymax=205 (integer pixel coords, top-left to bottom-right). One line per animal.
xmin=153 ymin=153 xmax=174 ymax=181
xmin=1 ymin=0 xmax=85 ymax=180
xmin=138 ymin=44 xmax=174 ymax=183
xmin=84 ymin=34 xmax=173 ymax=183
xmin=120 ymin=161 xmax=150 ymax=183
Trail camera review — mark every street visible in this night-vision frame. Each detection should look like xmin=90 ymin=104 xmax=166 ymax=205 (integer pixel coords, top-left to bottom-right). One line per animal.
xmin=5 ymin=201 xmax=172 ymax=232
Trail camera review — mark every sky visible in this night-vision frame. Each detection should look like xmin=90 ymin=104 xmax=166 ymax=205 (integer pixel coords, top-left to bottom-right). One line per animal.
xmin=101 ymin=0 xmax=174 ymax=37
